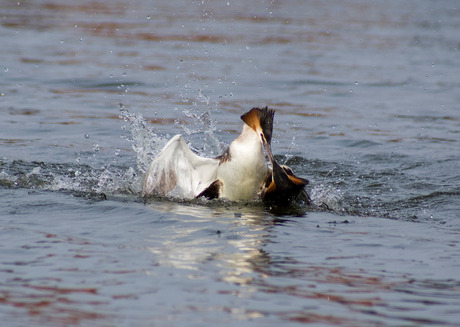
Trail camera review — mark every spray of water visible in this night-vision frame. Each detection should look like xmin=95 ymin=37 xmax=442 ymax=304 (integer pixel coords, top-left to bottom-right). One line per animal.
xmin=0 ymin=95 xmax=348 ymax=215
xmin=177 ymin=89 xmax=225 ymax=156
xmin=119 ymin=103 xmax=168 ymax=175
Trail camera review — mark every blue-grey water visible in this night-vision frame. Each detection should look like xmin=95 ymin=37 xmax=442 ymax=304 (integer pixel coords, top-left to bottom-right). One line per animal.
xmin=1 ymin=1 xmax=460 ymax=326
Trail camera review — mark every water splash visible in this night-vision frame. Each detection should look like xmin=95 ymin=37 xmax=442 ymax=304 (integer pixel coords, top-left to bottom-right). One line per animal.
xmin=94 ymin=166 xmax=139 ymax=195
xmin=119 ymin=103 xmax=167 ymax=175
xmin=310 ymin=184 xmax=345 ymax=212
xmin=3 ymin=100 xmax=449 ymax=223
xmin=119 ymin=92 xmax=225 ymax=174
xmin=0 ymin=159 xmax=139 ymax=198
xmin=281 ymin=135 xmax=297 ymax=165
xmin=116 ymin=96 xmax=227 ymax=200
xmin=178 ymin=89 xmax=225 ymax=156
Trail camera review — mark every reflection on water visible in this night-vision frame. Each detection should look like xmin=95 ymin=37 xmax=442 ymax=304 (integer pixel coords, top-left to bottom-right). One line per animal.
xmin=145 ymin=201 xmax=271 ymax=275
xmin=1 ymin=190 xmax=460 ymax=326
xmin=139 ymin=202 xmax=460 ymax=325
xmin=1 ymin=282 xmax=110 ymax=326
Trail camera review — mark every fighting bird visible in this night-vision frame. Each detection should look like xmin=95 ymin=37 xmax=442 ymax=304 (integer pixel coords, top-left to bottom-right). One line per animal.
xmin=142 ymin=107 xmax=310 ymax=205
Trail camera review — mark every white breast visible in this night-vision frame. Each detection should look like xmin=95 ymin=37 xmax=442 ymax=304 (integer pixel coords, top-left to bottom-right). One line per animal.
xmin=217 ymin=125 xmax=268 ymax=201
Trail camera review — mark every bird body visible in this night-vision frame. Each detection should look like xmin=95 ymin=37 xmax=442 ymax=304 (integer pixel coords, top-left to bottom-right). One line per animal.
xmin=142 ymin=107 xmax=310 ymax=205
xmin=214 ymin=123 xmax=269 ymax=200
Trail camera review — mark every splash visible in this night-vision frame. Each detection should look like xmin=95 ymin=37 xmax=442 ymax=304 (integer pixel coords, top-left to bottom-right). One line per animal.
xmin=119 ymin=103 xmax=167 ymax=175
xmin=0 ymin=99 xmax=228 ymax=199
xmin=178 ymin=89 xmax=226 ymax=156
xmin=117 ymin=95 xmax=228 ymax=199
xmin=0 ymin=159 xmax=140 ymax=199
xmin=119 ymin=91 xmax=225 ymax=175
xmin=310 ymin=184 xmax=345 ymax=212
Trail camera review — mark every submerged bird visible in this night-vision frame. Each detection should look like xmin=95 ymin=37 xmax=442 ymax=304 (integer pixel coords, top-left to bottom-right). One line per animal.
xmin=142 ymin=107 xmax=310 ymax=205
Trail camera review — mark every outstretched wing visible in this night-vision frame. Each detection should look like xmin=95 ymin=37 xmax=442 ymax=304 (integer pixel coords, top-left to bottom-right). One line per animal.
xmin=142 ymin=135 xmax=219 ymax=198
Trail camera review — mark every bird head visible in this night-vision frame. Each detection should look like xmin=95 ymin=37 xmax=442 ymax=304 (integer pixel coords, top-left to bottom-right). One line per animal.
xmin=241 ymin=106 xmax=275 ymax=147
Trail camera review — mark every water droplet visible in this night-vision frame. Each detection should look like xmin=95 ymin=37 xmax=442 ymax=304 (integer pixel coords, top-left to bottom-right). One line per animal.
xmin=355 ymin=81 xmax=358 ymax=85
xmin=4 ymin=67 xmax=8 ymax=72
xmin=85 ymin=134 xmax=90 ymax=139
xmin=93 ymin=144 xmax=100 ymax=152
xmin=146 ymin=15 xmax=151 ymax=20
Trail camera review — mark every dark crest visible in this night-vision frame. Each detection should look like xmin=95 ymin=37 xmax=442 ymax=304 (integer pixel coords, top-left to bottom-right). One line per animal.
xmin=257 ymin=106 xmax=275 ymax=145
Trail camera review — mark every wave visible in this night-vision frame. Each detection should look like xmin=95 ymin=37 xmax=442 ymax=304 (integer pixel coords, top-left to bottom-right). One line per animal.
xmin=1 ymin=108 xmax=458 ymax=225
xmin=1 ymin=153 xmax=457 ymax=225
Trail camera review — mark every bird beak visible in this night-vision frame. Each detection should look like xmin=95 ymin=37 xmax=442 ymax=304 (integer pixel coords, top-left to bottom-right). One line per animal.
xmin=260 ymin=133 xmax=275 ymax=164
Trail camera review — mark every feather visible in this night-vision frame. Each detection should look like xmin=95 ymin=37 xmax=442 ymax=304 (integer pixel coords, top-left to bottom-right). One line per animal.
xmin=142 ymin=135 xmax=219 ymax=198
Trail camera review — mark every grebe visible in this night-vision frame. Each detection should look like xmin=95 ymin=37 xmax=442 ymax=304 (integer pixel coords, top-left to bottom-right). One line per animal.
xmin=142 ymin=107 xmax=310 ymax=204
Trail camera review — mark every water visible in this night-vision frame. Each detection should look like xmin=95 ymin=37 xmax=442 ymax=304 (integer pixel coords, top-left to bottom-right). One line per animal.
xmin=1 ymin=0 xmax=460 ymax=326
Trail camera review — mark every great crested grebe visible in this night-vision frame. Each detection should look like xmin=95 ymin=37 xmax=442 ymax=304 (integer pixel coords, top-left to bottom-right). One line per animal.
xmin=142 ymin=107 xmax=310 ymax=204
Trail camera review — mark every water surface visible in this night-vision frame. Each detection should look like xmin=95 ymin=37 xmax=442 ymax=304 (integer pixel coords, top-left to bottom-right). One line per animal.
xmin=1 ymin=1 xmax=459 ymax=326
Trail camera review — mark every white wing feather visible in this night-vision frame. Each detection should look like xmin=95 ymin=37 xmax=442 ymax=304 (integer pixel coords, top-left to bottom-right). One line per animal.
xmin=142 ymin=135 xmax=219 ymax=198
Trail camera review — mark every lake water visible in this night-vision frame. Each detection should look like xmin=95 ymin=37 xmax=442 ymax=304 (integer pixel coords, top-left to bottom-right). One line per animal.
xmin=1 ymin=0 xmax=460 ymax=326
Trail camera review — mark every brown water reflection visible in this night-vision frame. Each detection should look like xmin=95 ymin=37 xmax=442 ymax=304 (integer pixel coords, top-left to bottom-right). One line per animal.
xmin=0 ymin=230 xmax=113 ymax=327
xmin=142 ymin=202 xmax=460 ymax=325
xmin=1 ymin=288 xmax=109 ymax=326
xmin=0 ymin=193 xmax=459 ymax=326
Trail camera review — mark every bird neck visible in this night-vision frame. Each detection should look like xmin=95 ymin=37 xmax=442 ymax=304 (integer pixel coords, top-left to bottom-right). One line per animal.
xmin=230 ymin=124 xmax=264 ymax=161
